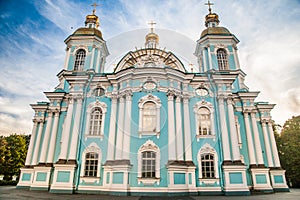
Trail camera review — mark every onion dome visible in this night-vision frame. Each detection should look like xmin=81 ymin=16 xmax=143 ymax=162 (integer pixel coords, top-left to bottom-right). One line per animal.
xmin=145 ymin=21 xmax=159 ymax=48
xmin=200 ymin=1 xmax=232 ymax=39
xmin=71 ymin=3 xmax=103 ymax=39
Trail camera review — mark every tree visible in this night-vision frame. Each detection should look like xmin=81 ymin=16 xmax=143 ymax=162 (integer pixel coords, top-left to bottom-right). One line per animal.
xmin=0 ymin=134 xmax=29 ymax=180
xmin=276 ymin=116 xmax=300 ymax=188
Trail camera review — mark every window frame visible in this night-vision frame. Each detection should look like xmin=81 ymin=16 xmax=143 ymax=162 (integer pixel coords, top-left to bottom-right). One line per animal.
xmin=194 ymin=101 xmax=215 ymax=140
xmin=85 ymin=101 xmax=107 ymax=139
xmin=138 ymin=94 xmax=161 ymax=138
xmin=80 ymin=143 xmax=102 ymax=183
xmin=74 ymin=49 xmax=86 ymax=71
xmin=216 ymin=48 xmax=228 ymax=70
xmin=198 ymin=143 xmax=219 ymax=184
xmin=137 ymin=140 xmax=160 ymax=185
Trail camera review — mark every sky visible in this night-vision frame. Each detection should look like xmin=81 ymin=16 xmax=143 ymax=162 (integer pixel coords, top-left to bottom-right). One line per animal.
xmin=0 ymin=0 xmax=299 ymax=136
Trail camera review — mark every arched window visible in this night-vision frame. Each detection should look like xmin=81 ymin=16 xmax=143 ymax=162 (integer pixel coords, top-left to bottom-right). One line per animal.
xmin=80 ymin=143 xmax=102 ymax=183
xmin=138 ymin=94 xmax=161 ymax=138
xmin=94 ymin=88 xmax=105 ymax=97
xmin=89 ymin=108 xmax=102 ymax=135
xmin=143 ymin=102 xmax=157 ymax=132
xmin=197 ymin=143 xmax=219 ymax=183
xmin=74 ymin=49 xmax=86 ymax=71
xmin=141 ymin=151 xmax=156 ymax=178
xmin=217 ymin=49 xmax=228 ymax=70
xmin=201 ymin=153 xmax=215 ymax=178
xmin=138 ymin=140 xmax=160 ymax=184
xmin=198 ymin=107 xmax=211 ymax=135
xmin=84 ymin=152 xmax=99 ymax=177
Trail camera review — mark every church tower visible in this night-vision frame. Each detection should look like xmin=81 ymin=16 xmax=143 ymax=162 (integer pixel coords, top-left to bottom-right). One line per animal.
xmin=62 ymin=4 xmax=109 ymax=74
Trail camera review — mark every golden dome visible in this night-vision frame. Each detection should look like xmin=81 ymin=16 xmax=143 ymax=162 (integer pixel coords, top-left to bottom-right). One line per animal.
xmin=85 ymin=14 xmax=100 ymax=28
xmin=145 ymin=32 xmax=159 ymax=42
xmin=73 ymin=27 xmax=103 ymax=39
xmin=200 ymin=26 xmax=231 ymax=38
xmin=205 ymin=12 xmax=219 ymax=27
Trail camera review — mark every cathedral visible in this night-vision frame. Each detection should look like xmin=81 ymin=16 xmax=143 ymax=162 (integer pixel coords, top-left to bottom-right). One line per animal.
xmin=17 ymin=3 xmax=289 ymax=196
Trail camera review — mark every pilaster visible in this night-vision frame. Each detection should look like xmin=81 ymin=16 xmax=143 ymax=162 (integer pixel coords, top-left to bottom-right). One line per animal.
xmin=115 ymin=96 xmax=125 ymax=160
xmin=31 ymin=118 xmax=45 ymax=165
xmin=25 ymin=119 xmax=38 ymax=166
xmin=183 ymin=97 xmax=192 ymax=161
xmin=39 ymin=111 xmax=53 ymax=164
xmin=261 ymin=121 xmax=273 ymax=167
xmin=167 ymin=90 xmax=176 ymax=161
xmin=175 ymin=96 xmax=184 ymax=160
xmin=227 ymin=98 xmax=240 ymax=161
xmin=107 ymin=94 xmax=118 ymax=160
xmin=243 ymin=112 xmax=256 ymax=165
xmin=122 ymin=91 xmax=132 ymax=160
xmin=47 ymin=110 xmax=60 ymax=163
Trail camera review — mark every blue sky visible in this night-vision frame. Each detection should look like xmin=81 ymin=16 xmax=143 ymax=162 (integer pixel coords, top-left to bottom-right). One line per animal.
xmin=0 ymin=0 xmax=300 ymax=135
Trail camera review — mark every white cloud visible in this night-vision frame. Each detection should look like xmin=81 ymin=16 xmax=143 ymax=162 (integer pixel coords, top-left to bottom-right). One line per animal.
xmin=0 ymin=0 xmax=299 ymax=135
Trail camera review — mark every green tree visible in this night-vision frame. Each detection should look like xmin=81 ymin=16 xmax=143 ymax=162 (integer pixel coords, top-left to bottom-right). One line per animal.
xmin=0 ymin=134 xmax=29 ymax=180
xmin=277 ymin=116 xmax=300 ymax=188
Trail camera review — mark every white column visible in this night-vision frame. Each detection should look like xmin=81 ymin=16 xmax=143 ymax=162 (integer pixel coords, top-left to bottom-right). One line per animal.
xmin=31 ymin=119 xmax=45 ymax=165
xmin=207 ymin=45 xmax=213 ymax=70
xmin=59 ymin=98 xmax=74 ymax=161
xmin=202 ymin=48 xmax=207 ymax=72
xmin=95 ymin=48 xmax=101 ymax=73
xmin=183 ymin=97 xmax=192 ymax=161
xmin=227 ymin=98 xmax=240 ymax=161
xmin=244 ymin=112 xmax=256 ymax=165
xmin=167 ymin=93 xmax=176 ymax=160
xmin=68 ymin=98 xmax=83 ymax=160
xmin=115 ymin=96 xmax=125 ymax=160
xmin=39 ymin=111 xmax=53 ymax=163
xmin=25 ymin=120 xmax=38 ymax=166
xmin=107 ymin=96 xmax=117 ymax=160
xmin=175 ymin=96 xmax=183 ymax=160
xmin=218 ymin=98 xmax=231 ymax=161
xmin=46 ymin=111 xmax=60 ymax=163
xmin=268 ymin=122 xmax=281 ymax=167
xmin=122 ymin=93 xmax=132 ymax=160
xmin=233 ymin=46 xmax=240 ymax=69
xmin=251 ymin=112 xmax=264 ymax=165
xmin=262 ymin=121 xmax=273 ymax=167
xmin=89 ymin=47 xmax=95 ymax=69
xmin=63 ymin=47 xmax=71 ymax=70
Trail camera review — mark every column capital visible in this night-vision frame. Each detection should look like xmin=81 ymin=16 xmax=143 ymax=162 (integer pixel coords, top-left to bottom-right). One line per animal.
xmin=119 ymin=96 xmax=125 ymax=103
xmin=167 ymin=90 xmax=175 ymax=101
xmin=46 ymin=111 xmax=53 ymax=117
xmin=175 ymin=95 xmax=182 ymax=103
xmin=226 ymin=98 xmax=234 ymax=105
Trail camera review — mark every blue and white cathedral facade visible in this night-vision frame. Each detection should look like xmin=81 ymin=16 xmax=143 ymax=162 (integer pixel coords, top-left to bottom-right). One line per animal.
xmin=17 ymin=4 xmax=289 ymax=196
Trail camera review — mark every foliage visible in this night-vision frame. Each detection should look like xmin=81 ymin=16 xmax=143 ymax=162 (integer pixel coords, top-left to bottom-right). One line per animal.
xmin=276 ymin=115 xmax=300 ymax=188
xmin=0 ymin=134 xmax=30 ymax=181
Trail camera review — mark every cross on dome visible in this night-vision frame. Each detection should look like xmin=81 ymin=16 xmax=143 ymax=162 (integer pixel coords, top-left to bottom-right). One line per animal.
xmin=205 ymin=0 xmax=214 ymax=14
xmin=148 ymin=20 xmax=156 ymax=33
xmin=91 ymin=2 xmax=100 ymax=15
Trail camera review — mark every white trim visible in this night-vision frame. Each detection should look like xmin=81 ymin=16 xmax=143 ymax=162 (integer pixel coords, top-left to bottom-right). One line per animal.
xmin=138 ymin=94 xmax=161 ymax=138
xmin=137 ymin=140 xmax=161 ymax=184
xmin=80 ymin=142 xmax=102 ymax=184
xmin=193 ymin=100 xmax=215 ymax=141
xmin=85 ymin=100 xmax=107 ymax=139
xmin=197 ymin=143 xmax=219 ymax=180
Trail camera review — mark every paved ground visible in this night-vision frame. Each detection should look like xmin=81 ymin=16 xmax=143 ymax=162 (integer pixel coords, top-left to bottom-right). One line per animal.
xmin=0 ymin=186 xmax=299 ymax=200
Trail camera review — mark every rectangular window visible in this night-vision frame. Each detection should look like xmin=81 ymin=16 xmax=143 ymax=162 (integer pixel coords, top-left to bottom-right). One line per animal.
xmin=84 ymin=152 xmax=98 ymax=177
xmin=141 ymin=151 xmax=156 ymax=178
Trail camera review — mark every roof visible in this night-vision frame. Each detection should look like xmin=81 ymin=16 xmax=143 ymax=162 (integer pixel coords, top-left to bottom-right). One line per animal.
xmin=200 ymin=26 xmax=232 ymax=39
xmin=72 ymin=27 xmax=103 ymax=39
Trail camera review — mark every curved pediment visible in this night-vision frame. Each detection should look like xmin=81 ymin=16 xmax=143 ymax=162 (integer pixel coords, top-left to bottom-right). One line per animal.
xmin=114 ymin=48 xmax=186 ymax=73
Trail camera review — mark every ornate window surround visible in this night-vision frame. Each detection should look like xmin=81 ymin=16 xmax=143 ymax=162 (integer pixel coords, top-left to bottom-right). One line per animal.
xmin=137 ymin=140 xmax=160 ymax=185
xmin=73 ymin=48 xmax=87 ymax=71
xmin=138 ymin=94 xmax=161 ymax=138
xmin=80 ymin=142 xmax=102 ymax=184
xmin=194 ymin=100 xmax=215 ymax=141
xmin=197 ymin=143 xmax=219 ymax=185
xmin=216 ymin=48 xmax=229 ymax=70
xmin=85 ymin=100 xmax=107 ymax=139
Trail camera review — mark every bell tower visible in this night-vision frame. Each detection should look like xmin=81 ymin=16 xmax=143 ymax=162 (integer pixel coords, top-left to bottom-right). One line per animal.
xmin=194 ymin=1 xmax=240 ymax=73
xmin=63 ymin=3 xmax=109 ymax=74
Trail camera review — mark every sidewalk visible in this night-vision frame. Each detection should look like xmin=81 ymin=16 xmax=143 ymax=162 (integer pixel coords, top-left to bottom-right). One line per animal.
xmin=1 ymin=186 xmax=299 ymax=200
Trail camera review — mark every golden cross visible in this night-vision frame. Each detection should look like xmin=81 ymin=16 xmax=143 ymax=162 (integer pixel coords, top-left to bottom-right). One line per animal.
xmin=148 ymin=20 xmax=156 ymax=33
xmin=205 ymin=0 xmax=214 ymax=13
xmin=91 ymin=2 xmax=100 ymax=14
